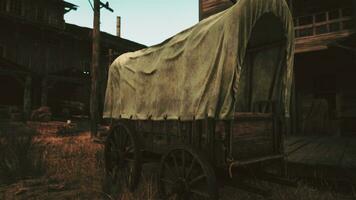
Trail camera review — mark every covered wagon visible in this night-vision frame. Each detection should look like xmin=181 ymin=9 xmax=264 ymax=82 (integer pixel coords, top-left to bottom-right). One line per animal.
xmin=103 ymin=0 xmax=294 ymax=199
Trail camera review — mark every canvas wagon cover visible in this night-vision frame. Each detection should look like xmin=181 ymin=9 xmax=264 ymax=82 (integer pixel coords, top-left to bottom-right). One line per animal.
xmin=103 ymin=0 xmax=294 ymax=121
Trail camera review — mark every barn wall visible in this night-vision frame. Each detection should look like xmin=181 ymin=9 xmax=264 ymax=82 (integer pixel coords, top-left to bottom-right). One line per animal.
xmin=294 ymin=49 xmax=356 ymax=136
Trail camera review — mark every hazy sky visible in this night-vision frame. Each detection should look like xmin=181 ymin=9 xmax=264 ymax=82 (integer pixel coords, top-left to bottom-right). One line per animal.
xmin=64 ymin=0 xmax=199 ymax=46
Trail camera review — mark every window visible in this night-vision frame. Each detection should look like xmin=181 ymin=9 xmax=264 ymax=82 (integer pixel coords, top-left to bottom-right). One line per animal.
xmin=328 ymin=10 xmax=340 ymax=20
xmin=299 ymin=27 xmax=313 ymax=37
xmin=329 ymin=22 xmax=340 ymax=32
xmin=315 ymin=13 xmax=326 ymax=23
xmin=342 ymin=20 xmax=353 ymax=30
xmin=342 ymin=8 xmax=353 ymax=17
xmin=315 ymin=25 xmax=328 ymax=34
xmin=299 ymin=16 xmax=313 ymax=26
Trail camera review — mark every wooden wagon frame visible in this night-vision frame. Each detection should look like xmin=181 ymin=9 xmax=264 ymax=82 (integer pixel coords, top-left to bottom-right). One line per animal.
xmin=103 ymin=0 xmax=295 ymax=199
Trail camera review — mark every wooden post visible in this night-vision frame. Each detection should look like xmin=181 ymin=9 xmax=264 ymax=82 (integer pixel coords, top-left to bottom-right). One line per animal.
xmin=108 ymin=49 xmax=113 ymax=65
xmin=353 ymin=0 xmax=356 ymax=28
xmin=199 ymin=0 xmax=202 ymax=21
xmin=41 ymin=76 xmax=48 ymax=106
xmin=90 ymin=0 xmax=100 ymax=137
xmin=23 ymin=75 xmax=32 ymax=120
xmin=41 ymin=52 xmax=49 ymax=107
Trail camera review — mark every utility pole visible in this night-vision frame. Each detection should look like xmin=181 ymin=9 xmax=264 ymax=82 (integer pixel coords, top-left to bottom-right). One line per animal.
xmin=90 ymin=0 xmax=100 ymax=138
xmin=90 ymin=0 xmax=113 ymax=138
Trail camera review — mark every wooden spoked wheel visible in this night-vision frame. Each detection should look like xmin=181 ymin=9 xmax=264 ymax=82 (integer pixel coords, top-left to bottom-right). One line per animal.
xmin=158 ymin=146 xmax=218 ymax=200
xmin=104 ymin=123 xmax=141 ymax=191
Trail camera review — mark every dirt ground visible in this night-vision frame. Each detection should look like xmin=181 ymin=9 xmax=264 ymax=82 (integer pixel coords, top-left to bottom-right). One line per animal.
xmin=0 ymin=126 xmax=355 ymax=200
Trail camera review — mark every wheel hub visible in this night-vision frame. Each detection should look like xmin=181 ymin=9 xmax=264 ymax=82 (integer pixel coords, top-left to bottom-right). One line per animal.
xmin=173 ymin=178 xmax=190 ymax=195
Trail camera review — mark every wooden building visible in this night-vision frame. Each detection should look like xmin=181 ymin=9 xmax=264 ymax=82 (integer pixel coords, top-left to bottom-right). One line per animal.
xmin=199 ymin=0 xmax=356 ymax=136
xmin=0 ymin=0 xmax=145 ymax=120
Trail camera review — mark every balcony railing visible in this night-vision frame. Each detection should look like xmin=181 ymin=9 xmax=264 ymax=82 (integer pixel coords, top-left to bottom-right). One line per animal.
xmin=294 ymin=7 xmax=354 ymax=38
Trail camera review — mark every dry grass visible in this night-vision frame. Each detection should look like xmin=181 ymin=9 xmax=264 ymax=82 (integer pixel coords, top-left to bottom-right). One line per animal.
xmin=0 ymin=123 xmax=355 ymax=200
xmin=36 ymin=133 xmax=106 ymax=199
xmin=0 ymin=123 xmax=46 ymax=184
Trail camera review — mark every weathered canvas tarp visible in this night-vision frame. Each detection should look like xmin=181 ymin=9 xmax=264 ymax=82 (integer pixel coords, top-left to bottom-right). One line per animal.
xmin=103 ymin=0 xmax=294 ymax=121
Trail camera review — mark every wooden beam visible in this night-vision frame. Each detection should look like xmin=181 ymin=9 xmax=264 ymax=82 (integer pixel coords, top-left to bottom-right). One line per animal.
xmin=329 ymin=43 xmax=356 ymax=52
xmin=0 ymin=69 xmax=28 ymax=76
xmin=23 ymin=75 xmax=32 ymax=121
xmin=41 ymin=76 xmax=48 ymax=106
xmin=47 ymin=75 xmax=88 ymax=84
xmin=247 ymin=40 xmax=285 ymax=53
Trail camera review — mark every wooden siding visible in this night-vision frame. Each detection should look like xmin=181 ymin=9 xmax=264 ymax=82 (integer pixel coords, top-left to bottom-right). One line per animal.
xmin=286 ymin=136 xmax=356 ymax=169
xmin=0 ymin=0 xmax=65 ymax=29
xmin=199 ymin=0 xmax=233 ymax=20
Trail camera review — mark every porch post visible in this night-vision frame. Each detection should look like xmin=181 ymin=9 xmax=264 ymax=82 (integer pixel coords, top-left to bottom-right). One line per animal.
xmin=41 ymin=76 xmax=48 ymax=106
xmin=23 ymin=75 xmax=32 ymax=120
xmin=353 ymin=0 xmax=356 ymax=28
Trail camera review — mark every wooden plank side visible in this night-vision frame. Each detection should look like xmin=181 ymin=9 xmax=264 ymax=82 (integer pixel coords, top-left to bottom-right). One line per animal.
xmin=287 ymin=137 xmax=355 ymax=169
xmin=316 ymin=137 xmax=350 ymax=166
xmin=287 ymin=139 xmax=321 ymax=164
xmin=341 ymin=137 xmax=356 ymax=169
xmin=301 ymin=137 xmax=338 ymax=166
xmin=285 ymin=136 xmax=318 ymax=156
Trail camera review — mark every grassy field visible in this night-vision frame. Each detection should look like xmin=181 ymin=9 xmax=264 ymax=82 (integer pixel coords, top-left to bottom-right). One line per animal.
xmin=0 ymin=122 xmax=355 ymax=200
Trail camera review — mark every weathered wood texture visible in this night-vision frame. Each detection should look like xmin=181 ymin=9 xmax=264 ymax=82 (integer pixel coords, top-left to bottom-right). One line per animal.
xmin=199 ymin=0 xmax=233 ymax=20
xmin=0 ymin=0 xmax=65 ymax=29
xmin=294 ymin=7 xmax=355 ymax=53
xmin=131 ymin=111 xmax=278 ymax=165
xmin=90 ymin=0 xmax=100 ymax=137
xmin=285 ymin=136 xmax=356 ymax=169
xmin=0 ymin=0 xmax=145 ymax=116
xmin=229 ymin=113 xmax=275 ymax=160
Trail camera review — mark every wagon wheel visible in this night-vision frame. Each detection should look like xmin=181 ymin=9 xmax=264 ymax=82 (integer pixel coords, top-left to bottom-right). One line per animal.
xmin=104 ymin=123 xmax=141 ymax=192
xmin=158 ymin=145 xmax=218 ymax=200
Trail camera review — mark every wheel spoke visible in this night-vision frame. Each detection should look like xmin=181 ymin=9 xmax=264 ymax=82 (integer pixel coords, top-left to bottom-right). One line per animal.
xmin=122 ymin=133 xmax=130 ymax=150
xmin=165 ymin=191 xmax=178 ymax=199
xmin=119 ymin=130 xmax=128 ymax=151
xmin=113 ymin=131 xmax=119 ymax=147
xmin=119 ymin=130 xmax=125 ymax=150
xmin=164 ymin=162 xmax=178 ymax=179
xmin=110 ymin=136 xmax=117 ymax=148
xmin=120 ymin=164 xmax=130 ymax=187
xmin=190 ymin=189 xmax=210 ymax=198
xmin=125 ymin=146 xmax=134 ymax=153
xmin=160 ymin=178 xmax=174 ymax=185
xmin=171 ymin=153 xmax=181 ymax=177
xmin=189 ymin=174 xmax=206 ymax=186
xmin=185 ymin=158 xmax=196 ymax=179
xmin=105 ymin=124 xmax=141 ymax=192
xmin=181 ymin=149 xmax=186 ymax=177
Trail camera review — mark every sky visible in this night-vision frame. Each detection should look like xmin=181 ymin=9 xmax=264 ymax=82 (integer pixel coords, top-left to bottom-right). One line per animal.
xmin=64 ymin=0 xmax=199 ymax=46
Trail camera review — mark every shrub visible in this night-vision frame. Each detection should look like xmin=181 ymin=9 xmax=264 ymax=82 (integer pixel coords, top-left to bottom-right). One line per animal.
xmin=0 ymin=123 xmax=46 ymax=184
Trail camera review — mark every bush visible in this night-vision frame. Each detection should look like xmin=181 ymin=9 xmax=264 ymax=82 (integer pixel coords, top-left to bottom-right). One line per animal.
xmin=0 ymin=123 xmax=46 ymax=184
xmin=31 ymin=106 xmax=52 ymax=122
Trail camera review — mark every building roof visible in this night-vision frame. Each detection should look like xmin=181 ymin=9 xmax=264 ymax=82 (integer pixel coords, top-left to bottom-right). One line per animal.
xmin=64 ymin=23 xmax=146 ymax=51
